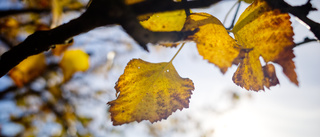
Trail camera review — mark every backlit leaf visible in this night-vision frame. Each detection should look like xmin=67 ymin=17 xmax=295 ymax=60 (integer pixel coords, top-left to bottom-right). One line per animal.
xmin=108 ymin=59 xmax=194 ymax=125
xmin=140 ymin=10 xmax=186 ymax=32
xmin=183 ymin=13 xmax=239 ymax=73
xmin=59 ymin=49 xmax=90 ymax=81
xmin=9 ymin=53 xmax=46 ymax=87
xmin=232 ymin=0 xmax=297 ymax=91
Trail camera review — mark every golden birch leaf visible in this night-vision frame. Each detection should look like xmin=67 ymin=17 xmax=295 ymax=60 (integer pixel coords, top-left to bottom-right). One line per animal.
xmin=108 ymin=59 xmax=194 ymax=125
xmin=232 ymin=0 xmax=297 ymax=91
xmin=183 ymin=13 xmax=239 ymax=73
xmin=9 ymin=53 xmax=46 ymax=87
xmin=59 ymin=49 xmax=89 ymax=81
xmin=140 ymin=10 xmax=186 ymax=32
xmin=139 ymin=10 xmax=189 ymax=48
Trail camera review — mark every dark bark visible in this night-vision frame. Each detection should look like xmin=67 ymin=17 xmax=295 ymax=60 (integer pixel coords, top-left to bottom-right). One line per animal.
xmin=0 ymin=9 xmax=50 ymax=18
xmin=0 ymin=7 xmax=85 ymax=18
xmin=0 ymin=0 xmax=218 ymax=77
xmin=1 ymin=0 xmax=319 ymax=78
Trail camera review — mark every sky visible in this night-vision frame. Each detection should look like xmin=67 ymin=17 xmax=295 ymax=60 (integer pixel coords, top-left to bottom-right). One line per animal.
xmin=1 ymin=0 xmax=320 ymax=137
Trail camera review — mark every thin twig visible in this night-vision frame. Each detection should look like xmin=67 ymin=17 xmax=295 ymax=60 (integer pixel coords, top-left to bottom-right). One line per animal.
xmin=182 ymin=0 xmax=191 ymax=17
xmin=0 ymin=7 xmax=86 ymax=18
xmin=223 ymin=1 xmax=239 ymax=25
xmin=226 ymin=1 xmax=241 ymax=30
xmin=294 ymin=37 xmax=318 ymax=47
xmin=0 ymin=86 xmax=18 ymax=99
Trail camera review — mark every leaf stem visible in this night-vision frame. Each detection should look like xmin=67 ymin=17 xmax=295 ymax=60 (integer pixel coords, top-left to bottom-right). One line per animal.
xmin=169 ymin=43 xmax=186 ymax=63
xmin=223 ymin=0 xmax=239 ymax=26
xmin=226 ymin=0 xmax=241 ymax=30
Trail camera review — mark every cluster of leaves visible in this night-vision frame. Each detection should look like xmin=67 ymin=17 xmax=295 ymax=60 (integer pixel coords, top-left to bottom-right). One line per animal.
xmin=6 ymin=86 xmax=94 ymax=136
xmin=1 ymin=0 xmax=90 ymax=86
xmin=107 ymin=0 xmax=301 ymax=125
xmin=0 ymin=0 xmax=319 ymax=130
xmin=0 ymin=0 xmax=96 ymax=136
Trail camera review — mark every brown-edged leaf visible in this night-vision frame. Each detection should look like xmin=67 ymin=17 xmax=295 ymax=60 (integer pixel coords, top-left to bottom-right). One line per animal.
xmin=232 ymin=0 xmax=297 ymax=91
xmin=108 ymin=59 xmax=194 ymax=125
xmin=183 ymin=13 xmax=239 ymax=73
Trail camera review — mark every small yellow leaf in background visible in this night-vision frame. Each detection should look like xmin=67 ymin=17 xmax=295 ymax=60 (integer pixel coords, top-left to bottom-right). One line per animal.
xmin=140 ymin=10 xmax=186 ymax=32
xmin=9 ymin=53 xmax=46 ymax=87
xmin=59 ymin=49 xmax=89 ymax=81
xmin=4 ymin=18 xmax=19 ymax=27
xmin=232 ymin=0 xmax=297 ymax=91
xmin=108 ymin=59 xmax=194 ymax=125
xmin=183 ymin=13 xmax=239 ymax=73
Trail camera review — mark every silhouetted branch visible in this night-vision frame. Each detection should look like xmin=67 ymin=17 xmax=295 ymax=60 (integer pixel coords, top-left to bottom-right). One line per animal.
xmin=131 ymin=0 xmax=221 ymax=15
xmin=0 ymin=6 xmax=86 ymax=18
xmin=0 ymin=85 xmax=18 ymax=99
xmin=0 ymin=0 xmax=214 ymax=78
xmin=294 ymin=37 xmax=318 ymax=47
xmin=0 ymin=9 xmax=50 ymax=18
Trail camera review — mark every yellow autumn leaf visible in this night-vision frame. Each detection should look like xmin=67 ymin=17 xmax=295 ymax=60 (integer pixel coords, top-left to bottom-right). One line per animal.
xmin=183 ymin=13 xmax=239 ymax=73
xmin=140 ymin=10 xmax=187 ymax=32
xmin=9 ymin=53 xmax=46 ymax=87
xmin=139 ymin=10 xmax=188 ymax=47
xmin=59 ymin=49 xmax=90 ymax=81
xmin=232 ymin=0 xmax=297 ymax=91
xmin=108 ymin=59 xmax=194 ymax=125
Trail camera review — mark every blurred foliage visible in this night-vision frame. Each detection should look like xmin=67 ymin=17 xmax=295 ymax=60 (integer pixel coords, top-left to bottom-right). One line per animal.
xmin=59 ymin=49 xmax=90 ymax=82
xmin=0 ymin=0 xmax=96 ymax=136
xmin=9 ymin=53 xmax=47 ymax=87
xmin=0 ymin=0 xmax=250 ymax=136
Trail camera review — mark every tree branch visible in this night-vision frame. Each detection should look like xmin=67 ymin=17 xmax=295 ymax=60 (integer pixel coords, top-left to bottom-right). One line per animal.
xmin=131 ymin=0 xmax=221 ymax=15
xmin=294 ymin=37 xmax=318 ymax=47
xmin=0 ymin=0 xmax=219 ymax=78
xmin=265 ymin=0 xmax=320 ymax=40
xmin=0 ymin=6 xmax=86 ymax=18
xmin=0 ymin=9 xmax=50 ymax=18
xmin=0 ymin=6 xmax=109 ymax=77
